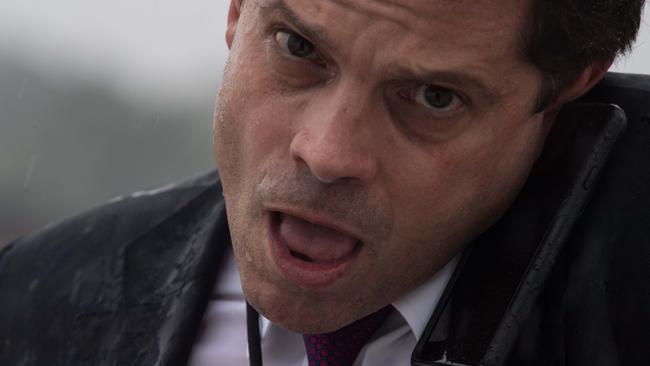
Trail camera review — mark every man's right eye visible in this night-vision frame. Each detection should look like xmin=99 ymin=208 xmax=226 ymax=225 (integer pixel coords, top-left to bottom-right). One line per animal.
xmin=274 ymin=30 xmax=316 ymax=59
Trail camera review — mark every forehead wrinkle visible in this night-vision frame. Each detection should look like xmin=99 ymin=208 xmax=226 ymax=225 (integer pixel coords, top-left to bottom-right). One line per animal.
xmin=325 ymin=0 xmax=488 ymax=36
xmin=326 ymin=0 xmax=426 ymax=32
xmin=259 ymin=0 xmax=413 ymax=31
xmin=333 ymin=0 xmax=529 ymax=47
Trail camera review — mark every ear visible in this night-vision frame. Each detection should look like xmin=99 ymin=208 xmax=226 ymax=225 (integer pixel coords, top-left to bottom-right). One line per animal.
xmin=226 ymin=0 xmax=243 ymax=49
xmin=542 ymin=59 xmax=613 ymax=122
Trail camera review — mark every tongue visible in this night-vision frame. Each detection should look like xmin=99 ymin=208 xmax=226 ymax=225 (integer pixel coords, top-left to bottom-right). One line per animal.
xmin=279 ymin=214 xmax=358 ymax=262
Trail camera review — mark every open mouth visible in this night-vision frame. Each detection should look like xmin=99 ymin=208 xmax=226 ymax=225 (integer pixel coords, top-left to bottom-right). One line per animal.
xmin=268 ymin=210 xmax=363 ymax=289
xmin=271 ymin=211 xmax=362 ymax=263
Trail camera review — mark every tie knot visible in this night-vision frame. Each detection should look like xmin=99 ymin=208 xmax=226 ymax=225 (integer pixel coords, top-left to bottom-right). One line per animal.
xmin=302 ymin=306 xmax=393 ymax=366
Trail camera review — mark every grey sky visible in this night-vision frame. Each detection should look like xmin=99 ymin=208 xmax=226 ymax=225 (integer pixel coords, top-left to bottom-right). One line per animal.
xmin=0 ymin=0 xmax=230 ymax=103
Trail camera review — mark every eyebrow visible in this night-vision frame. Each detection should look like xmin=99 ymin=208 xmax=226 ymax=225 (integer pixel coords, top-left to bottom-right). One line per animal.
xmin=259 ymin=0 xmax=332 ymax=50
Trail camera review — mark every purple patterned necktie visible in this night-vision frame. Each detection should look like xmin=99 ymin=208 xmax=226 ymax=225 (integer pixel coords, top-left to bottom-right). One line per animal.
xmin=302 ymin=306 xmax=393 ymax=366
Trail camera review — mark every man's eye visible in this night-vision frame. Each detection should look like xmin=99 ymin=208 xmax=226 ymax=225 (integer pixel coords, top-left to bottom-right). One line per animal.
xmin=274 ymin=30 xmax=315 ymax=59
xmin=414 ymin=85 xmax=459 ymax=111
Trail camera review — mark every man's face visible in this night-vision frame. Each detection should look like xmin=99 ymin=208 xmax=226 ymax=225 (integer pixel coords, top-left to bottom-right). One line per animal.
xmin=214 ymin=0 xmax=548 ymax=333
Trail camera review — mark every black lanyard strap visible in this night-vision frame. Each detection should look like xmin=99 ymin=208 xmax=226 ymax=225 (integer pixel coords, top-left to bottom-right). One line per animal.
xmin=246 ymin=301 xmax=263 ymax=366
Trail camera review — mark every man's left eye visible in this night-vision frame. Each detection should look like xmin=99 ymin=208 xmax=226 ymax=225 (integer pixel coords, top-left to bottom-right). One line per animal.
xmin=274 ymin=30 xmax=316 ymax=59
xmin=413 ymin=85 xmax=461 ymax=111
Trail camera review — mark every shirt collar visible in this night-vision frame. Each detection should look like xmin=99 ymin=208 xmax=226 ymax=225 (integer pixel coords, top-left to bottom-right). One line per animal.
xmin=261 ymin=253 xmax=459 ymax=340
xmin=261 ymin=313 xmax=272 ymax=337
xmin=391 ymin=254 xmax=459 ymax=340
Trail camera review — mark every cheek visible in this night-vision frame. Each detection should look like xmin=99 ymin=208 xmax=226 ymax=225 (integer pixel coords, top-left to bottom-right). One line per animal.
xmin=386 ymin=112 xmax=546 ymax=249
xmin=214 ymin=53 xmax=297 ymax=185
xmin=456 ymin=113 xmax=547 ymax=228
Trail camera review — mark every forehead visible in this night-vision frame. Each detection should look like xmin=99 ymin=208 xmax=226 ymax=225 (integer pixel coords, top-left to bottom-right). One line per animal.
xmin=256 ymin=0 xmax=530 ymax=55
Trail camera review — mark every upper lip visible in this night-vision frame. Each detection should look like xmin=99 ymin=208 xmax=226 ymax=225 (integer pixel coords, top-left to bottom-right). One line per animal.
xmin=265 ymin=205 xmax=366 ymax=244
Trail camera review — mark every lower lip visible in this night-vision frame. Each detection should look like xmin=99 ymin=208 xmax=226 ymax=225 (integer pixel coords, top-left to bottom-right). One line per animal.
xmin=268 ymin=213 xmax=362 ymax=290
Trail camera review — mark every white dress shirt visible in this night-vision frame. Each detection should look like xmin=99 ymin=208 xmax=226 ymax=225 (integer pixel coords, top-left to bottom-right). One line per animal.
xmin=189 ymin=252 xmax=458 ymax=366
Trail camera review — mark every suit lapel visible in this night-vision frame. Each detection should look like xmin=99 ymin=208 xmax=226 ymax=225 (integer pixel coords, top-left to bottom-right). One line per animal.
xmin=114 ymin=184 xmax=231 ymax=365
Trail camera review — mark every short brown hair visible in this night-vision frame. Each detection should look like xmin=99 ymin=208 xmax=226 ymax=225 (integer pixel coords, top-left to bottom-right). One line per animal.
xmin=524 ymin=0 xmax=646 ymax=110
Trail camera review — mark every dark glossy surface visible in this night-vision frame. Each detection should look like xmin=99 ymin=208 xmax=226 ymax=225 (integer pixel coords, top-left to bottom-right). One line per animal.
xmin=509 ymin=73 xmax=650 ymax=366
xmin=0 ymin=171 xmax=230 ymax=366
xmin=414 ymin=73 xmax=650 ymax=366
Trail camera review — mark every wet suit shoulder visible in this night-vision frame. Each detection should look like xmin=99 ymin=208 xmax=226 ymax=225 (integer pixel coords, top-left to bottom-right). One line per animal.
xmin=0 ymin=170 xmax=231 ymax=366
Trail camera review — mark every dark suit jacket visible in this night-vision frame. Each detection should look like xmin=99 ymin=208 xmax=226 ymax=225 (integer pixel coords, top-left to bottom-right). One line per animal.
xmin=0 ymin=171 xmax=231 ymax=366
xmin=1 ymin=73 xmax=649 ymax=366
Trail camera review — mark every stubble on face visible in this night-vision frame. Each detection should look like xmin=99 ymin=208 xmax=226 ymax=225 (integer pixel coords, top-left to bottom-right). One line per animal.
xmin=246 ymin=167 xmax=399 ymax=331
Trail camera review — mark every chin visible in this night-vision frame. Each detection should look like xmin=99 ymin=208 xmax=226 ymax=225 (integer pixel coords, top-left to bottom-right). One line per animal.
xmin=266 ymin=306 xmax=360 ymax=334
xmin=243 ymin=279 xmax=366 ymax=334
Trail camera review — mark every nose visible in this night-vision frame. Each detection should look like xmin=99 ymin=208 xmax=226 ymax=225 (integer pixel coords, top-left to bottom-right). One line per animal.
xmin=289 ymin=88 xmax=378 ymax=184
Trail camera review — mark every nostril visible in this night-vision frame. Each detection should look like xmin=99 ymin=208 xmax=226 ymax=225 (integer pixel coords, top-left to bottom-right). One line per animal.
xmin=289 ymin=133 xmax=377 ymax=184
